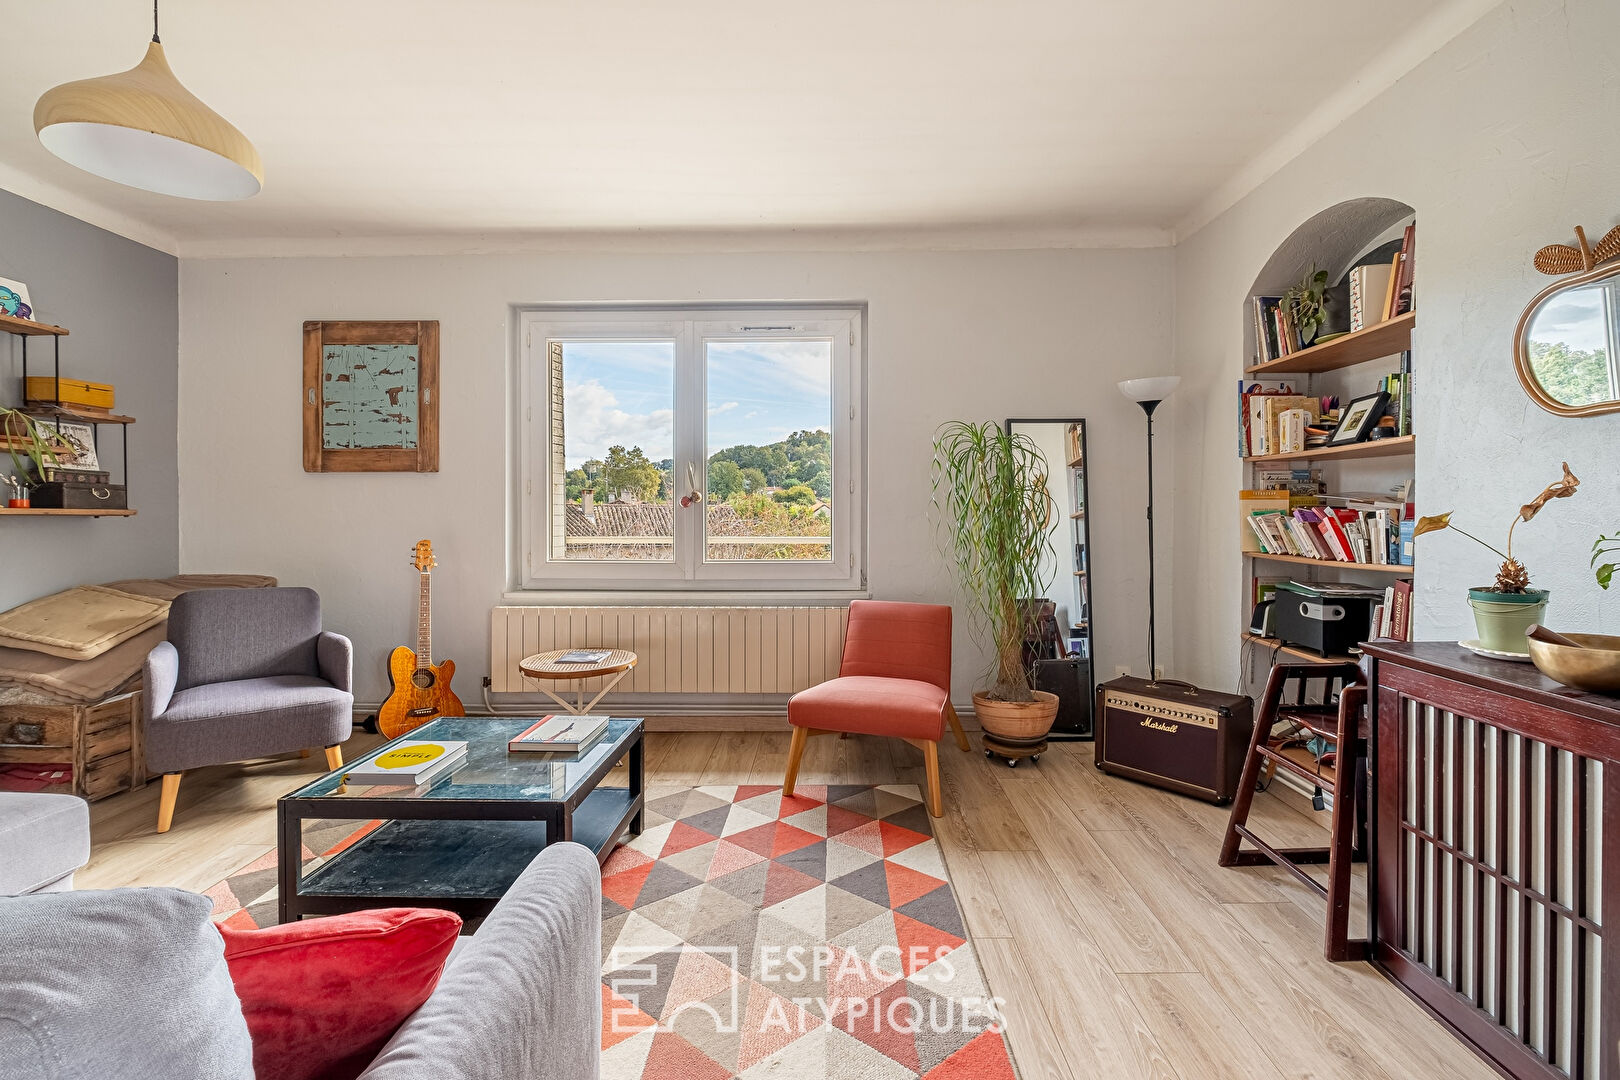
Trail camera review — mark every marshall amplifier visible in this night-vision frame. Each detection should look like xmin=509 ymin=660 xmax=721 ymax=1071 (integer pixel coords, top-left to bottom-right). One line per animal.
xmin=1095 ymin=675 xmax=1253 ymax=804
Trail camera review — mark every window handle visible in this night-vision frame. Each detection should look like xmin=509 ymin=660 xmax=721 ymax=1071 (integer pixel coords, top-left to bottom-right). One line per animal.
xmin=679 ymin=462 xmax=704 ymax=508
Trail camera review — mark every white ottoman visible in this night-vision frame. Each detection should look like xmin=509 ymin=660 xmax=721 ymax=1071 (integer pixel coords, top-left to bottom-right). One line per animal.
xmin=0 ymin=792 xmax=90 ymax=894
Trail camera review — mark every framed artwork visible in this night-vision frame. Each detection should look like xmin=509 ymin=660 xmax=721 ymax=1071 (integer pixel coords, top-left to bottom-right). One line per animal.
xmin=302 ymin=320 xmax=439 ymax=472
xmin=0 ymin=277 xmax=34 ymax=320
xmin=49 ymin=420 xmax=99 ymax=471
xmin=1328 ymin=390 xmax=1390 ymax=446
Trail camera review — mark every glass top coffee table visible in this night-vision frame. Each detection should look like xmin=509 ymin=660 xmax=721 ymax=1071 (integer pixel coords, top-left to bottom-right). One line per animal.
xmin=276 ymin=716 xmax=643 ymax=922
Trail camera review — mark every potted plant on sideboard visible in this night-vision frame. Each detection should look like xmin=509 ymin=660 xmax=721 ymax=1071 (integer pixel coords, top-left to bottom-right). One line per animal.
xmin=931 ymin=419 xmax=1061 ymax=743
xmin=1415 ymin=462 xmax=1580 ymax=654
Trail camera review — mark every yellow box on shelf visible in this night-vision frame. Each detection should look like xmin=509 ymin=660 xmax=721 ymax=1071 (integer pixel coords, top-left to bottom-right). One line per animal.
xmin=26 ymin=376 xmax=114 ymax=412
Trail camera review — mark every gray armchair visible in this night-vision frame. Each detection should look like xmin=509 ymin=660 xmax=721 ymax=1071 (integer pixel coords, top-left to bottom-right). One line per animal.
xmin=144 ymin=587 xmax=353 ymax=833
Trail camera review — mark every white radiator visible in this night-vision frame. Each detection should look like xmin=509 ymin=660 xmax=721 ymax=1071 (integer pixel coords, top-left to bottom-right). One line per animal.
xmin=490 ymin=606 xmax=850 ymax=697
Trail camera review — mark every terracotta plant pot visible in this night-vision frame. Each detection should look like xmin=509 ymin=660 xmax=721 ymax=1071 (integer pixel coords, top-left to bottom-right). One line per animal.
xmin=6 ymin=498 xmax=28 ymax=508
xmin=1467 ymin=587 xmax=1549 ymax=655
xmin=972 ymin=690 xmax=1060 ymax=741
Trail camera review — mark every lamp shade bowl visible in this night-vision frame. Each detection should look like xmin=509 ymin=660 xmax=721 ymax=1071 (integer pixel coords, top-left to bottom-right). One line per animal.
xmin=1117 ymin=376 xmax=1182 ymax=405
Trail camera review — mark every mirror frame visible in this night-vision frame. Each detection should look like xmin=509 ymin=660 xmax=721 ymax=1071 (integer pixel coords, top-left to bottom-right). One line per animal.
xmin=1514 ymin=259 xmax=1620 ymax=418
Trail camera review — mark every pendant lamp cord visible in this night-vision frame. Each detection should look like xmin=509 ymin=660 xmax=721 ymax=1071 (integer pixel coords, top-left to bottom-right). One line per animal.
xmin=152 ymin=0 xmax=160 ymax=43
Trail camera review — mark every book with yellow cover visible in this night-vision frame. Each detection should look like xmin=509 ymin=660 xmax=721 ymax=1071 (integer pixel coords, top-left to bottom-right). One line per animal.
xmin=344 ymin=740 xmax=468 ymax=786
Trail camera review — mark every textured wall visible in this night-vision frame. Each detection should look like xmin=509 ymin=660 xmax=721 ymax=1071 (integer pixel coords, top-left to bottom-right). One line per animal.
xmin=0 ymin=189 xmax=178 ymax=610
xmin=179 ymin=249 xmax=1173 ymax=702
xmin=1172 ymin=0 xmax=1620 ymax=690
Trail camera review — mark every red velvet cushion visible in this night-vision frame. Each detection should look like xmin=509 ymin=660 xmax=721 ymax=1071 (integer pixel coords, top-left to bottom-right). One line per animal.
xmin=219 ymin=907 xmax=462 ymax=1080
xmin=789 ymin=675 xmax=949 ymax=740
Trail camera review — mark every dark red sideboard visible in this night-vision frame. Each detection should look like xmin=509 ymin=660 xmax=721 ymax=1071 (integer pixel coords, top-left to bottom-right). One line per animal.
xmin=1364 ymin=641 xmax=1618 ymax=1080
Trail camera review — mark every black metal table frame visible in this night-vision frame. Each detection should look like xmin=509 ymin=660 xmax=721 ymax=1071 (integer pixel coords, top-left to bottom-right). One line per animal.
xmin=276 ymin=724 xmax=643 ymax=923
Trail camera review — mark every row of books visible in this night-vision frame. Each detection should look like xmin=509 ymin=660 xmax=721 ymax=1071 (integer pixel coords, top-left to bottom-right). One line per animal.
xmin=1371 ymin=580 xmax=1415 ymax=642
xmin=1377 ymin=360 xmax=1413 ymax=438
xmin=1242 ymin=489 xmax=1415 ymax=566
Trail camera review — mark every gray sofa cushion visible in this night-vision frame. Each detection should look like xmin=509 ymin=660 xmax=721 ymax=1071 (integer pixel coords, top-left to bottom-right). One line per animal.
xmin=144 ymin=675 xmax=353 ymax=774
xmin=359 ymin=842 xmax=603 ymax=1080
xmin=0 ymin=793 xmax=90 ymax=896
xmin=169 ymin=587 xmax=322 ymax=691
xmin=0 ymin=888 xmax=253 ymax=1080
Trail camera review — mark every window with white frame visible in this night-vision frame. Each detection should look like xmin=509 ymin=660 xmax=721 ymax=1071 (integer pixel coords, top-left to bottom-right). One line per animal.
xmin=519 ymin=307 xmax=864 ymax=591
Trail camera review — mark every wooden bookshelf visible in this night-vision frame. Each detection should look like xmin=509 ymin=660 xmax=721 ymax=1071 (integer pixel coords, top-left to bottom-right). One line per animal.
xmin=1241 ymin=631 xmax=1357 ymax=666
xmin=23 ymin=402 xmax=136 ymax=425
xmin=0 ymin=312 xmax=68 ymax=337
xmin=1245 ymin=434 xmax=1414 ymax=465
xmin=1245 ymin=310 xmax=1414 ymax=376
xmin=0 ymin=508 xmax=136 ymax=517
xmin=1245 ymin=552 xmax=1411 ymax=574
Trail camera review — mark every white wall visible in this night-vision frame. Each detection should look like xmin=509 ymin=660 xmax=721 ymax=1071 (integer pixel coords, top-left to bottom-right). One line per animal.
xmin=1171 ymin=0 xmax=1620 ymax=691
xmin=180 ymin=250 xmax=1173 ymax=703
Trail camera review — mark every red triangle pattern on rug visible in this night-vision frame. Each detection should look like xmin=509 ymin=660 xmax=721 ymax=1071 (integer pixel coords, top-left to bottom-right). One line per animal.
xmin=601 ymin=785 xmax=1015 ymax=1080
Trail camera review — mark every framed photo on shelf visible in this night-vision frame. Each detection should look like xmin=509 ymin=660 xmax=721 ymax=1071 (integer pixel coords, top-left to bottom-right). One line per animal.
xmin=0 ymin=277 xmax=33 ymax=320
xmin=47 ymin=420 xmax=99 ymax=471
xmin=1328 ymin=391 xmax=1390 ymax=446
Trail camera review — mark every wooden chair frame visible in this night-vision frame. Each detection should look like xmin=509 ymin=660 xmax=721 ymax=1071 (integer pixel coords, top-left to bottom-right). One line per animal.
xmin=783 ymin=703 xmax=971 ymax=817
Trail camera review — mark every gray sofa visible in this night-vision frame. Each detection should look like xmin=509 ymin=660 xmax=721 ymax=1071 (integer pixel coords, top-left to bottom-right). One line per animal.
xmin=0 ymin=842 xmax=603 ymax=1080
xmin=0 ymin=792 xmax=90 ymax=895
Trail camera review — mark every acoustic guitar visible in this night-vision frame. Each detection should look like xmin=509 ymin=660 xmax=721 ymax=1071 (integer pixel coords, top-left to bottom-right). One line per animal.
xmin=378 ymin=539 xmax=465 ymax=739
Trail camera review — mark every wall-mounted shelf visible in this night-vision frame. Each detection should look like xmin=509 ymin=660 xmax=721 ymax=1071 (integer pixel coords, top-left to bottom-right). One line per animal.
xmin=1246 ymin=552 xmax=1411 ymax=574
xmin=0 ymin=508 xmax=136 ymax=517
xmin=1245 ymin=434 xmax=1415 ymax=465
xmin=0 ymin=312 xmax=69 ymax=338
xmin=23 ymin=402 xmax=136 ymax=425
xmin=1245 ymin=311 xmax=1414 ymax=376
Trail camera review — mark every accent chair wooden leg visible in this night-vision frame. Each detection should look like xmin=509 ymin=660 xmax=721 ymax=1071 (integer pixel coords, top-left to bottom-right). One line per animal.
xmin=921 ymin=740 xmax=943 ymax=818
xmin=944 ymin=702 xmax=971 ymax=752
xmin=783 ymin=726 xmax=809 ymax=796
xmin=156 ymin=773 xmax=182 ymax=834
xmin=324 ymin=745 xmax=343 ymax=770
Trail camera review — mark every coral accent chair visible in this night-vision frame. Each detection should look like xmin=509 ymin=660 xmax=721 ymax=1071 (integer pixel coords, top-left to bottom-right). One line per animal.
xmin=782 ymin=600 xmax=970 ymax=817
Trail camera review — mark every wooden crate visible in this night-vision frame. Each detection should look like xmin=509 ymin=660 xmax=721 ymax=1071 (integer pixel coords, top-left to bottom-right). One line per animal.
xmin=0 ymin=689 xmax=145 ymax=800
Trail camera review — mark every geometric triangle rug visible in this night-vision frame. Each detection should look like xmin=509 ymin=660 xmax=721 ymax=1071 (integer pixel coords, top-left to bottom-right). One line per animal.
xmin=202 ymin=785 xmax=1019 ymax=1080
xmin=600 ymin=784 xmax=1017 ymax=1080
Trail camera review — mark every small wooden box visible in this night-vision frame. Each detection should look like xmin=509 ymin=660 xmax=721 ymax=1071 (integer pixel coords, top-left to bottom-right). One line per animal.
xmin=25 ymin=376 xmax=115 ymax=411
xmin=0 ymin=689 xmax=145 ymax=801
xmin=30 ymin=482 xmax=127 ymax=510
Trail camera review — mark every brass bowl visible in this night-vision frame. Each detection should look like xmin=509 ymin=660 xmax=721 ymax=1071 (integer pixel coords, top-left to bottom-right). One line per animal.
xmin=1527 ymin=632 xmax=1620 ymax=693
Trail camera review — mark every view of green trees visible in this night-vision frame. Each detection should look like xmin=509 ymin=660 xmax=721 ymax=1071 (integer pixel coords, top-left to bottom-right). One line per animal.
xmin=566 ymin=429 xmax=832 ymax=507
xmin=1530 ymin=340 xmax=1615 ymax=407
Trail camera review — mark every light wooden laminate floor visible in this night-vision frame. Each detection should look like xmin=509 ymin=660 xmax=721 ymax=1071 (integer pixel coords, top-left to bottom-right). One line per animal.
xmin=83 ymin=729 xmax=1496 ymax=1080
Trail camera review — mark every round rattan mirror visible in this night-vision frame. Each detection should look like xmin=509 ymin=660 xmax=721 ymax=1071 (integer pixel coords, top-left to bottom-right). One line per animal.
xmin=1516 ymin=225 xmax=1620 ymax=418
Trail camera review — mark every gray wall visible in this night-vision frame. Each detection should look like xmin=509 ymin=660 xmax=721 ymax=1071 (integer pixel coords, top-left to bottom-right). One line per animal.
xmin=0 ymin=188 xmax=178 ymax=609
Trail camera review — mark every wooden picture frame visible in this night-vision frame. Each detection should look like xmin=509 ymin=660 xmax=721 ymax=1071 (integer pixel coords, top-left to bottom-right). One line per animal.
xmin=303 ymin=320 xmax=439 ymax=472
xmin=1327 ymin=390 xmax=1388 ymax=446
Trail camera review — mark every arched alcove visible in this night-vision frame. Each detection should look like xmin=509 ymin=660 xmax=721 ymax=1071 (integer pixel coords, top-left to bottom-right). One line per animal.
xmin=1242 ymin=197 xmax=1416 ymax=363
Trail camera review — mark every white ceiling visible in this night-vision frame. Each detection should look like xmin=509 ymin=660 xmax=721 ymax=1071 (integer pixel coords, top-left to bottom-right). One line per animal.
xmin=0 ymin=1 xmax=1493 ymax=256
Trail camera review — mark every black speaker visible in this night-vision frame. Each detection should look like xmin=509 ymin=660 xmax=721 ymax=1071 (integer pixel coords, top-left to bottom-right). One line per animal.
xmin=1035 ymin=656 xmax=1092 ymax=738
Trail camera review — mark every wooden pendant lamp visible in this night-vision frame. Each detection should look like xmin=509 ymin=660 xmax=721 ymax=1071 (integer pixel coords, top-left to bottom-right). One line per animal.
xmin=34 ymin=2 xmax=262 ymax=200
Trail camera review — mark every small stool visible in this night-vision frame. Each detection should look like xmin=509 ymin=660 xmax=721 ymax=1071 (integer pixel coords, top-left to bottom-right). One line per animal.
xmin=518 ymin=649 xmax=638 ymax=715
xmin=1219 ymin=660 xmax=1368 ymax=961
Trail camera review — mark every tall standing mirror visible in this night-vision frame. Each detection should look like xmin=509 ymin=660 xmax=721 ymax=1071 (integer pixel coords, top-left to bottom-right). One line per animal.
xmin=1007 ymin=419 xmax=1094 ymax=738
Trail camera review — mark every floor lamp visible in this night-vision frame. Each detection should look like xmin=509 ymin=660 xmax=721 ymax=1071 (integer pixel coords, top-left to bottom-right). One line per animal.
xmin=1118 ymin=376 xmax=1180 ymax=684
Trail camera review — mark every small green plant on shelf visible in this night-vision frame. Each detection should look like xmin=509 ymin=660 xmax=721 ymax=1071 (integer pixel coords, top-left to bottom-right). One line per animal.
xmin=0 ymin=407 xmax=65 ymax=507
xmin=1283 ymin=266 xmax=1332 ymax=346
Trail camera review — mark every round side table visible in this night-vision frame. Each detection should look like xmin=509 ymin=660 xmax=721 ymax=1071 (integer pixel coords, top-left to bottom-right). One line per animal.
xmin=518 ymin=649 xmax=638 ymax=715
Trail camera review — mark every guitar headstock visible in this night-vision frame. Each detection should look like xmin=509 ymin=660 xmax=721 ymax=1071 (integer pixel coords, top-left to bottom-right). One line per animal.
xmin=412 ymin=539 xmax=437 ymax=573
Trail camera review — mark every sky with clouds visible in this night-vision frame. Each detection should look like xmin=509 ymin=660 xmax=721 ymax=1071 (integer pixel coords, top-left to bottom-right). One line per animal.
xmin=560 ymin=340 xmax=832 ymax=468
xmin=1533 ymin=282 xmax=1613 ymax=354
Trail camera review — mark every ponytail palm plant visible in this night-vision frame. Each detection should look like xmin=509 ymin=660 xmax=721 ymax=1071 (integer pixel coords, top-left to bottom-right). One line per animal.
xmin=931 ymin=420 xmax=1058 ymax=703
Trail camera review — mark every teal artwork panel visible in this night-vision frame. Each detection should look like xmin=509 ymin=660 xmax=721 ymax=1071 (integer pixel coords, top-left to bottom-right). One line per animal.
xmin=322 ymin=343 xmax=419 ymax=449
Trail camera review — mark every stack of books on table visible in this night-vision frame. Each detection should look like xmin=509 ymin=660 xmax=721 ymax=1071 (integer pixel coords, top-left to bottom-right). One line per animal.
xmin=345 ymin=740 xmax=468 ymax=787
xmin=508 ymin=715 xmax=611 ymax=754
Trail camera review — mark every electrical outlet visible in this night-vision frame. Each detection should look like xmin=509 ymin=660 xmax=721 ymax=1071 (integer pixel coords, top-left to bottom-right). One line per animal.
xmin=1114 ymin=665 xmax=1131 ymax=677
xmin=481 ymin=675 xmax=492 ymax=688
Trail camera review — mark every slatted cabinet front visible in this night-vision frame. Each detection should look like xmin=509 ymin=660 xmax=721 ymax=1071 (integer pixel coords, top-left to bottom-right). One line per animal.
xmin=1369 ymin=644 xmax=1617 ymax=1080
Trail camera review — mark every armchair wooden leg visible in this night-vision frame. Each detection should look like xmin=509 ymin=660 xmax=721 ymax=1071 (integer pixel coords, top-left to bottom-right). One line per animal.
xmin=921 ymin=740 xmax=943 ymax=818
xmin=324 ymin=745 xmax=343 ymax=770
xmin=944 ymin=702 xmax=971 ymax=752
xmin=783 ymin=726 xmax=809 ymax=796
xmin=156 ymin=773 xmax=182 ymax=834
